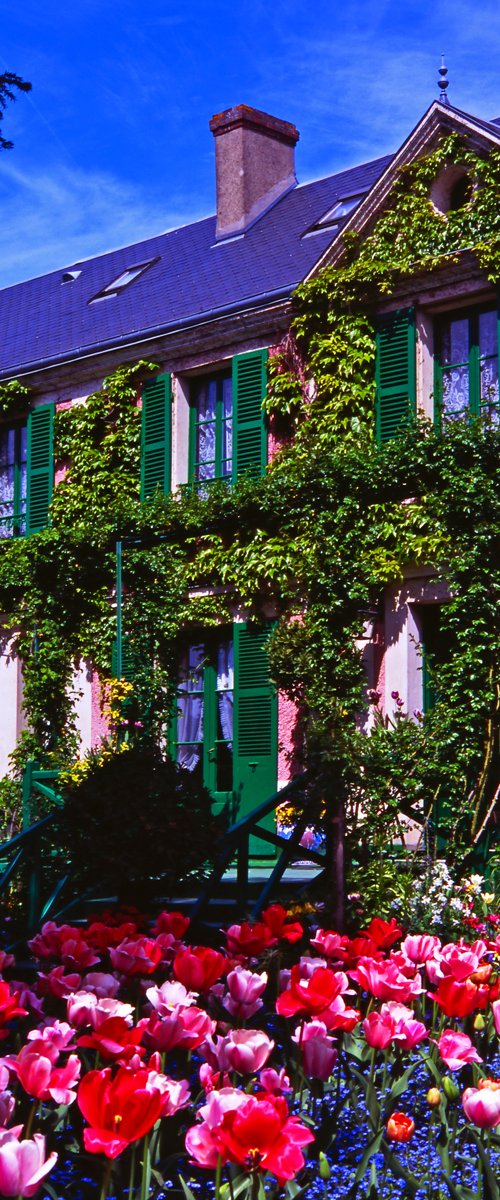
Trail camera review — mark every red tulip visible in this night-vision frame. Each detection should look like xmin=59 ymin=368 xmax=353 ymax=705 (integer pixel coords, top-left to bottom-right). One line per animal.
xmin=276 ymin=965 xmax=346 ymax=1019
xmin=0 ymin=983 xmax=28 ymax=1033
xmin=386 ymin=1112 xmax=415 ymax=1142
xmin=261 ymin=905 xmax=303 ymax=944
xmin=216 ymin=1094 xmax=314 ymax=1185
xmin=152 ymin=910 xmax=190 ymax=940
xmin=361 ymin=918 xmax=403 ymax=950
xmin=225 ymin=922 xmax=275 ymax=958
xmin=428 ymin=976 xmax=489 ymax=1018
xmin=77 ymin=1066 xmax=164 ymax=1158
xmin=173 ymin=946 xmax=226 ymax=992
xmin=77 ymin=1016 xmax=146 ymax=1062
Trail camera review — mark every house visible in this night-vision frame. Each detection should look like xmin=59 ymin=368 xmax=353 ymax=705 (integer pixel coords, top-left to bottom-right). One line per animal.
xmin=0 ymin=94 xmax=498 ymax=841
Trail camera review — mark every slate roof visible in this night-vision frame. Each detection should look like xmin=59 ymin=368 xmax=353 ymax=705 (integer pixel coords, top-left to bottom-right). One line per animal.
xmin=0 ymin=154 xmax=391 ymax=379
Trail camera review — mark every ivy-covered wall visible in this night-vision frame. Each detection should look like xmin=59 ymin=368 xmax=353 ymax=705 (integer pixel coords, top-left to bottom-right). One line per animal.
xmin=0 ymin=133 xmax=498 ymax=867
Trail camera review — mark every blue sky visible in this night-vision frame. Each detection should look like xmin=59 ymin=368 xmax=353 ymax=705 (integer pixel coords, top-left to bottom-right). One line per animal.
xmin=1 ymin=0 xmax=500 ymax=287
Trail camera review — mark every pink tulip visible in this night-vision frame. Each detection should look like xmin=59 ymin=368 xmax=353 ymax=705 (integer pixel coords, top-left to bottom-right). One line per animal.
xmin=293 ymin=1020 xmax=337 ymax=1080
xmin=146 ymin=980 xmax=196 ymax=1014
xmin=401 ymin=934 xmax=441 ymax=965
xmin=491 ymin=999 xmax=500 ymax=1036
xmin=109 ymin=937 xmax=162 ymax=976
xmin=462 ymin=1082 xmax=500 ymax=1128
xmin=27 ymin=1021 xmax=75 ymax=1060
xmin=224 ymin=968 xmax=268 ymax=1020
xmin=82 ymin=972 xmax=121 ymax=998
xmin=4 ymin=1044 xmax=80 ymax=1105
xmin=37 ymin=967 xmax=82 ymax=999
xmin=144 ymin=1004 xmax=215 ymax=1054
xmin=350 ymin=957 xmax=422 ymax=1002
xmin=363 ymin=1010 xmax=395 ymax=1049
xmin=0 ymin=1128 xmax=57 ymax=1197
xmin=204 ymin=1029 xmax=274 ymax=1075
xmin=185 ymin=1088 xmax=248 ymax=1168
xmin=435 ymin=1030 xmax=483 ymax=1071
xmin=258 ymin=1067 xmax=292 ymax=1094
xmin=380 ymin=1002 xmax=427 ymax=1051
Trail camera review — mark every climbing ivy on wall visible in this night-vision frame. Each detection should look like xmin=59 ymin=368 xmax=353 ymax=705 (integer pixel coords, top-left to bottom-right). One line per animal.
xmin=0 ymin=134 xmax=498 ymax=867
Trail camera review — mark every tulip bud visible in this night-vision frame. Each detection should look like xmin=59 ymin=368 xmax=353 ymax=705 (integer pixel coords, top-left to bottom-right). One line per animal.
xmin=443 ymin=1076 xmax=460 ymax=1101
xmin=319 ymin=1152 xmax=331 ymax=1181
xmin=426 ymin=1087 xmax=441 ymax=1107
xmin=473 ymin=1013 xmax=486 ymax=1031
xmin=386 ymin=1112 xmax=415 ymax=1142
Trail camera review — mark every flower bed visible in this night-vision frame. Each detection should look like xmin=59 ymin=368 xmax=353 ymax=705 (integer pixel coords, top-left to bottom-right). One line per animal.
xmin=0 ymin=899 xmax=499 ymax=1198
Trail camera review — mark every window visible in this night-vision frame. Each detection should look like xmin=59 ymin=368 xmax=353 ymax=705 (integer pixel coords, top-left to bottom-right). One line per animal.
xmin=90 ymin=259 xmax=158 ymax=302
xmin=0 ymin=423 xmax=27 ymax=537
xmin=189 ymin=372 xmax=232 ymax=485
xmin=436 ymin=307 xmax=499 ymax=423
xmin=176 ymin=638 xmax=234 ymax=809
xmin=173 ymin=623 xmax=277 ymax=852
xmin=188 ymin=351 xmax=267 ymax=488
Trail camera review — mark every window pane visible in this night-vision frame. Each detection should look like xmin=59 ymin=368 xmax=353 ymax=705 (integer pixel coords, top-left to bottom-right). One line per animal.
xmin=196 ymin=422 xmax=216 ymax=474
xmin=216 ymin=639 xmax=233 ymax=791
xmin=441 ymin=317 xmax=469 ymax=366
xmin=196 ymin=380 xmax=217 ymax=422
xmin=177 ymin=644 xmax=204 ymax=773
xmin=442 ymin=365 xmax=469 ymax=419
xmin=0 ymin=429 xmax=16 ymax=536
xmin=480 ymin=357 xmax=499 ymax=420
xmin=478 ymin=310 xmax=497 ymax=359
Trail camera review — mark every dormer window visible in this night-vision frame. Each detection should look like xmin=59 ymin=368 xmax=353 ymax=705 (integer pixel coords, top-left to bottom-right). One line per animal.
xmin=303 ymin=193 xmax=364 ymax=237
xmin=89 ymin=259 xmax=157 ymax=302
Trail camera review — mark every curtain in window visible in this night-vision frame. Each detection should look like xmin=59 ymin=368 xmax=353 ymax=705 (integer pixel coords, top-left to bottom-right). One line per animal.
xmin=0 ymin=430 xmax=15 ymax=537
xmin=216 ymin=639 xmax=233 ymax=748
xmin=177 ymin=644 xmax=204 ymax=772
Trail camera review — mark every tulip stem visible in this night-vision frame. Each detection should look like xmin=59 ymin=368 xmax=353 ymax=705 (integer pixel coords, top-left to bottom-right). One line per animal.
xmin=215 ymin=1154 xmax=222 ymax=1200
xmin=128 ymin=1142 xmax=136 ymax=1200
xmin=100 ymin=1159 xmax=113 ymax=1200
xmin=23 ymin=1099 xmax=37 ymax=1141
xmin=140 ymin=1133 xmax=151 ymax=1200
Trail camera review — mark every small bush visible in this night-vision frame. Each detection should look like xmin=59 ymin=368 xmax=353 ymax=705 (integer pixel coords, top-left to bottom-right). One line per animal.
xmin=56 ymin=745 xmax=227 ymax=903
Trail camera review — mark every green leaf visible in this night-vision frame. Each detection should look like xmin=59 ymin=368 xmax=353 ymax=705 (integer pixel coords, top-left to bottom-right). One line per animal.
xmin=178 ymin=1176 xmax=198 ymax=1200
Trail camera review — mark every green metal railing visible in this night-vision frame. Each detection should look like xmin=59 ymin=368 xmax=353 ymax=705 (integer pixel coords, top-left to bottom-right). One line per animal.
xmin=0 ymin=763 xmax=69 ymax=936
xmin=190 ymin=774 xmax=325 ymax=927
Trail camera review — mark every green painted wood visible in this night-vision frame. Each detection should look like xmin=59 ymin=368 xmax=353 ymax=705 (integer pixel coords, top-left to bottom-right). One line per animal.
xmin=140 ymin=374 xmax=172 ymax=499
xmin=26 ymin=406 xmax=54 ymax=533
xmin=233 ymin=622 xmax=277 ymax=857
xmin=232 ymin=350 xmax=268 ymax=480
xmin=375 ymin=310 xmax=416 ymax=443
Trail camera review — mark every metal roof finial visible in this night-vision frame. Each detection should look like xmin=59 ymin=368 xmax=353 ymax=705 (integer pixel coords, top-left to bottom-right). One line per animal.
xmin=438 ymin=53 xmax=450 ymax=105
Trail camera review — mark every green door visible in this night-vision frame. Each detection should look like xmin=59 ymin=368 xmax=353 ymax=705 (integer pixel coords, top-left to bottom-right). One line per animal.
xmin=233 ymin=622 xmax=277 ymax=857
xmin=174 ymin=623 xmax=278 ymax=856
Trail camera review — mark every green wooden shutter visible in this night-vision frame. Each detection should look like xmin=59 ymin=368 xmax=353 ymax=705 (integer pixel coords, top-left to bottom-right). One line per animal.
xmin=233 ymin=622 xmax=277 ymax=858
xmin=111 ymin=635 xmax=135 ymax=681
xmin=26 ymin=405 xmax=54 ymax=534
xmin=232 ymin=350 xmax=268 ymax=481
xmin=140 ymin=374 xmax=172 ymax=499
xmin=375 ymin=309 xmax=416 ymax=443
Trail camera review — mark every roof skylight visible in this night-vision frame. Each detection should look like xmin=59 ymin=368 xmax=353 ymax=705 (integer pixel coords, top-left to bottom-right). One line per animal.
xmin=316 ymin=192 xmax=364 ymax=227
xmin=89 ymin=259 xmax=158 ymax=302
xmin=302 ymin=192 xmax=365 ymax=239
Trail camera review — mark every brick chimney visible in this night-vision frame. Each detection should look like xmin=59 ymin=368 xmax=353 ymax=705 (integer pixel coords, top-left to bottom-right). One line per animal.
xmin=209 ymin=104 xmax=299 ymax=239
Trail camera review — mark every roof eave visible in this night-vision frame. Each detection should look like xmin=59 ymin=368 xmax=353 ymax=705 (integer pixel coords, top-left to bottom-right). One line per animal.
xmin=305 ymin=100 xmax=500 ymax=280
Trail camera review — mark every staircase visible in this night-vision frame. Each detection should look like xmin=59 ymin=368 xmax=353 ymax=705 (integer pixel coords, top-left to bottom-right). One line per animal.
xmin=0 ymin=766 xmax=325 ymax=944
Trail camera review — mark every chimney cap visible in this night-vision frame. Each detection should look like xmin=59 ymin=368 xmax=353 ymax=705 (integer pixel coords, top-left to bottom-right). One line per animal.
xmin=209 ymin=104 xmax=299 ymax=146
